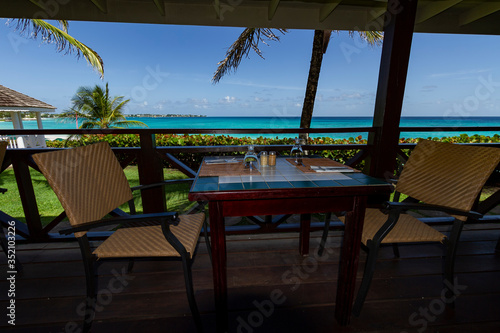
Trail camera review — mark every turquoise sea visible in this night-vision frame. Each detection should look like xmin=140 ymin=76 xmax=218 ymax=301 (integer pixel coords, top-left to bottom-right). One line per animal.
xmin=1 ymin=116 xmax=500 ymax=140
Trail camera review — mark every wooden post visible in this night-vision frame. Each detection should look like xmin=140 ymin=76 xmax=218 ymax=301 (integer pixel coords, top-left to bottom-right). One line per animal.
xmin=366 ymin=0 xmax=419 ymax=179
xmin=137 ymin=133 xmax=166 ymax=213
xmin=12 ymin=155 xmax=43 ymax=240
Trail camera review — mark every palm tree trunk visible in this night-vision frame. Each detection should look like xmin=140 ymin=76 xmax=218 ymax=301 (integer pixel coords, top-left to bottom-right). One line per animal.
xmin=299 ymin=30 xmax=327 ymax=141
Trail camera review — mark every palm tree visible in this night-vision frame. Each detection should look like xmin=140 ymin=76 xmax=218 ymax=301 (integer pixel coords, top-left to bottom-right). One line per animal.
xmin=299 ymin=30 xmax=383 ymax=140
xmin=60 ymin=83 xmax=147 ymax=129
xmin=213 ymin=29 xmax=383 ymax=140
xmin=9 ymin=19 xmax=104 ymax=78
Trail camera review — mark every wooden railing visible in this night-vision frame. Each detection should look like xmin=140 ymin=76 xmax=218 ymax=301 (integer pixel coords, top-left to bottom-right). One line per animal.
xmin=0 ymin=128 xmax=374 ymax=242
xmin=1 ymin=126 xmax=500 ymax=242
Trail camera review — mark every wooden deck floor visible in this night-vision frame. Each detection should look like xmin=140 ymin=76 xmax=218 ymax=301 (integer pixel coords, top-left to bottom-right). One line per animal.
xmin=1 ymin=221 xmax=500 ymax=332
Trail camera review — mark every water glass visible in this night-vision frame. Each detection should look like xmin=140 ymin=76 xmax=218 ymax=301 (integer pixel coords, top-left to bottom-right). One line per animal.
xmin=290 ymin=138 xmax=304 ymax=164
xmin=244 ymin=145 xmax=259 ymax=170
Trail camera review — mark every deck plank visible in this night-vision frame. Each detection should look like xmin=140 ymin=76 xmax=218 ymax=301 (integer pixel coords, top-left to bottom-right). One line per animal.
xmin=0 ymin=223 xmax=499 ymax=332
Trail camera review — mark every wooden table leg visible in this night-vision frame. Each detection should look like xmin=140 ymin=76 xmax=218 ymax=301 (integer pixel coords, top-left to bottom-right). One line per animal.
xmin=335 ymin=196 xmax=367 ymax=326
xmin=299 ymin=213 xmax=311 ymax=256
xmin=208 ymin=201 xmax=228 ymax=333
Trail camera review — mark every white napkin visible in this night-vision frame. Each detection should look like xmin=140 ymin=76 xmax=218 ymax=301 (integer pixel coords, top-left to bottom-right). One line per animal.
xmin=205 ymin=159 xmax=240 ymax=165
xmin=310 ymin=166 xmax=354 ymax=173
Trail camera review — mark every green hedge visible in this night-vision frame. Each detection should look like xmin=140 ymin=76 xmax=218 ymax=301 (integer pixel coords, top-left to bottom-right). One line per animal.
xmin=45 ymin=133 xmax=500 ymax=171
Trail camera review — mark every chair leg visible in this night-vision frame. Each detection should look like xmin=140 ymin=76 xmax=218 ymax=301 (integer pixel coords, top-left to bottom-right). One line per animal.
xmin=181 ymin=254 xmax=203 ymax=332
xmin=443 ymin=220 xmax=465 ymax=307
xmin=353 ymin=242 xmax=380 ymax=317
xmin=203 ymin=220 xmax=212 ymax=265
xmin=318 ymin=212 xmax=332 ymax=256
xmin=82 ymin=264 xmax=97 ymax=333
xmin=78 ymin=237 xmax=97 ymax=333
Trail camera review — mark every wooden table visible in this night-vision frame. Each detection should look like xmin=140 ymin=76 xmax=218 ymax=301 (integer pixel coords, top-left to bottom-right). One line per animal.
xmin=188 ymin=157 xmax=393 ymax=332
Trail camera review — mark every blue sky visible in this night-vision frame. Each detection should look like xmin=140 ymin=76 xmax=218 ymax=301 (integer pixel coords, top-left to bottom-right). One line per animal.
xmin=1 ymin=19 xmax=500 ymax=117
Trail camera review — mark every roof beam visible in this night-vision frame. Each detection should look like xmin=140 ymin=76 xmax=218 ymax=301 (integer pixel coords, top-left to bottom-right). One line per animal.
xmin=416 ymin=0 xmax=462 ymax=24
xmin=268 ymin=0 xmax=280 ymax=20
xmin=28 ymin=0 xmax=47 ymax=11
xmin=152 ymin=0 xmax=165 ymax=16
xmin=366 ymin=8 xmax=386 ymax=30
xmin=89 ymin=0 xmax=107 ymax=14
xmin=319 ymin=0 xmax=342 ymax=23
xmin=460 ymin=1 xmax=500 ymax=26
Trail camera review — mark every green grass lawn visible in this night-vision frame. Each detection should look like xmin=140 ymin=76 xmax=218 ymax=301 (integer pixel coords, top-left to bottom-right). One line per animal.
xmin=0 ymin=166 xmax=193 ymax=226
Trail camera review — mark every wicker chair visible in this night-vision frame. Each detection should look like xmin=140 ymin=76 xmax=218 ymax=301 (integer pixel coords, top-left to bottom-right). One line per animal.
xmin=33 ymin=142 xmax=209 ymax=332
xmin=318 ymin=139 xmax=500 ymax=316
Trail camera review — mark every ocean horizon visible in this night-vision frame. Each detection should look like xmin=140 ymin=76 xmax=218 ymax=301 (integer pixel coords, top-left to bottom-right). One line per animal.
xmin=1 ymin=116 xmax=500 ymax=140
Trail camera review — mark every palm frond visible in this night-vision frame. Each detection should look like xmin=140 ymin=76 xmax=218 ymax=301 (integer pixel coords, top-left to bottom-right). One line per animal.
xmin=58 ymin=20 xmax=69 ymax=33
xmin=79 ymin=121 xmax=101 ymax=129
xmin=212 ymin=28 xmax=288 ymax=84
xmin=350 ymin=31 xmax=384 ymax=47
xmin=10 ymin=19 xmax=104 ymax=78
xmin=112 ymin=120 xmax=149 ymax=128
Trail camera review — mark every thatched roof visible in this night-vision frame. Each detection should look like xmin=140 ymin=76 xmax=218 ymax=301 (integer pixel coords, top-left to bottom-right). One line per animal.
xmin=0 ymin=84 xmax=56 ymax=112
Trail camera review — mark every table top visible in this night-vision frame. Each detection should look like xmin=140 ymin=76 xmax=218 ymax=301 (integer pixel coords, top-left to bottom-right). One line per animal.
xmin=190 ymin=156 xmax=390 ymax=194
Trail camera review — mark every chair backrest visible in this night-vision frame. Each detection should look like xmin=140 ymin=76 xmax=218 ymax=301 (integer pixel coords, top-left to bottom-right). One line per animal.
xmin=33 ymin=142 xmax=133 ymax=231
xmin=396 ymin=139 xmax=500 ymax=215
xmin=0 ymin=141 xmax=7 ymax=168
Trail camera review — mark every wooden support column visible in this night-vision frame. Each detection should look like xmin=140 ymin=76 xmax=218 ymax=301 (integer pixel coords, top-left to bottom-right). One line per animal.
xmin=12 ymin=156 xmax=43 ymax=240
xmin=367 ymin=0 xmax=418 ymax=179
xmin=137 ymin=133 xmax=166 ymax=213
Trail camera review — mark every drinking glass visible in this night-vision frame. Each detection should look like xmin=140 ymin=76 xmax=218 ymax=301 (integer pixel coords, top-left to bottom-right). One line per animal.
xmin=290 ymin=138 xmax=304 ymax=164
xmin=244 ymin=145 xmax=259 ymax=170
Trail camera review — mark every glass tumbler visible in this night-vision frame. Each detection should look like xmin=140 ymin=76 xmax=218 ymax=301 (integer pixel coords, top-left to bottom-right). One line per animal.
xmin=290 ymin=138 xmax=304 ymax=164
xmin=244 ymin=145 xmax=259 ymax=170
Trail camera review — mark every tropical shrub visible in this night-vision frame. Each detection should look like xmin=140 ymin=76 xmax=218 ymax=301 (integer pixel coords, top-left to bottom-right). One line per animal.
xmin=46 ymin=133 xmax=500 ymax=171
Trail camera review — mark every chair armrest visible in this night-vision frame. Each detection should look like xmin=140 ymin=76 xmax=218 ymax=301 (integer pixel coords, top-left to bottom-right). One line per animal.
xmin=385 ymin=201 xmax=483 ymax=220
xmin=59 ymin=211 xmax=179 ymax=235
xmin=388 ymin=178 xmax=398 ymax=185
xmin=130 ymin=178 xmax=194 ymax=192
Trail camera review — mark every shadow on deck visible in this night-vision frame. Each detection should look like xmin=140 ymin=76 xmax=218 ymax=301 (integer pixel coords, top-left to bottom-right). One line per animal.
xmin=1 ymin=222 xmax=500 ymax=332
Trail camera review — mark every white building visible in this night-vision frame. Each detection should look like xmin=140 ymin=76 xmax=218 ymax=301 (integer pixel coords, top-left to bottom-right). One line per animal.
xmin=0 ymin=84 xmax=56 ymax=148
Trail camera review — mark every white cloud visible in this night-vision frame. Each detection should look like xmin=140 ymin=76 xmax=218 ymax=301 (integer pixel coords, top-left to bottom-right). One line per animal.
xmin=421 ymin=85 xmax=438 ymax=92
xmin=219 ymin=96 xmax=237 ymax=104
xmin=430 ymin=68 xmax=491 ymax=78
xmin=223 ymin=79 xmax=303 ymax=91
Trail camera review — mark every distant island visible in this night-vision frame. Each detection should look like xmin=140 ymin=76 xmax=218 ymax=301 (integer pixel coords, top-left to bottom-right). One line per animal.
xmin=1 ymin=112 xmax=206 ymax=120
xmin=127 ymin=114 xmax=207 ymax=118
